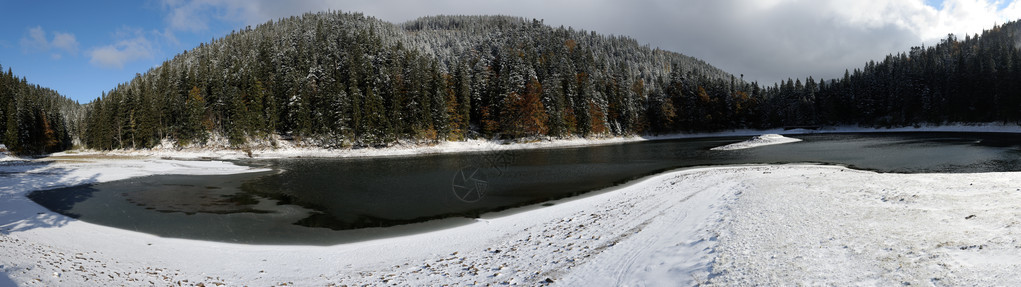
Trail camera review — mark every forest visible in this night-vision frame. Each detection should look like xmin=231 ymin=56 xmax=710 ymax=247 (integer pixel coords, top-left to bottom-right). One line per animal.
xmin=2 ymin=11 xmax=1021 ymax=154
xmin=0 ymin=64 xmax=78 ymax=155
xmin=766 ymin=23 xmax=1021 ymax=127
xmin=77 ymin=12 xmax=744 ymax=150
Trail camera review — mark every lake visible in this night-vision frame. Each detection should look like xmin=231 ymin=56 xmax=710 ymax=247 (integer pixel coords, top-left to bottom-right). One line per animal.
xmin=27 ymin=132 xmax=1021 ymax=244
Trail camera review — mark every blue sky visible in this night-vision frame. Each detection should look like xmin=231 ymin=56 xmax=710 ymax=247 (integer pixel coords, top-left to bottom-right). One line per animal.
xmin=2 ymin=0 xmax=1020 ymax=103
xmin=0 ymin=0 xmax=240 ymax=103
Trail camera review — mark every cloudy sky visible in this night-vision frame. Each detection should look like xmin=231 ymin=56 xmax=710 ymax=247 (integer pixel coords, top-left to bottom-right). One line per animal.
xmin=2 ymin=0 xmax=1020 ymax=102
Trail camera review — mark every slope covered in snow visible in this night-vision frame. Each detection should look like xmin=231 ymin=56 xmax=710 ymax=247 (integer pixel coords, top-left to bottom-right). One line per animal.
xmin=706 ymin=166 xmax=1021 ymax=285
xmin=2 ymin=157 xmax=1020 ymax=286
xmin=0 ymin=144 xmax=19 ymax=162
xmin=710 ymin=134 xmax=802 ymax=150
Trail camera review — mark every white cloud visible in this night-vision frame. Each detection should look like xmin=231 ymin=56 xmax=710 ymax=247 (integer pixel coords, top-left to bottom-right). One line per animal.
xmin=166 ymin=0 xmax=210 ymax=31
xmin=162 ymin=0 xmax=265 ymax=31
xmin=20 ymin=26 xmax=49 ymax=52
xmin=89 ymin=28 xmax=155 ymax=69
xmin=51 ymin=31 xmax=79 ymax=54
xmin=18 ymin=26 xmax=80 ymax=58
xmin=923 ymin=0 xmax=1021 ymax=39
xmin=155 ymin=28 xmax=181 ymax=46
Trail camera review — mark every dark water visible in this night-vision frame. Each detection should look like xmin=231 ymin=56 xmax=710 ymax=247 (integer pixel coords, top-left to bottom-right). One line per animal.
xmin=27 ymin=133 xmax=1021 ymax=244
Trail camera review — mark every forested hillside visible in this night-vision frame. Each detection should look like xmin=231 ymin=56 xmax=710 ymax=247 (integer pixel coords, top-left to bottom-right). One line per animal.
xmin=79 ymin=11 xmax=759 ymax=149
xmin=60 ymin=11 xmax=1021 ymax=151
xmin=0 ymin=64 xmax=78 ymax=155
xmin=756 ymin=21 xmax=1021 ymax=127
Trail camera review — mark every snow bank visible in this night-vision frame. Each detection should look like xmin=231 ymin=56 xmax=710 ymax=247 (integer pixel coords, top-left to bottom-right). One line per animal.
xmin=710 ymin=134 xmax=802 ymax=150
xmin=3 ymin=160 xmax=1020 ymax=286
xmin=0 ymin=144 xmax=18 ymax=162
xmin=57 ymin=136 xmax=656 ymax=160
xmin=53 ymin=122 xmax=1021 ymax=161
xmin=705 ymin=166 xmax=1021 ymax=286
xmin=812 ymin=122 xmax=1021 ymax=134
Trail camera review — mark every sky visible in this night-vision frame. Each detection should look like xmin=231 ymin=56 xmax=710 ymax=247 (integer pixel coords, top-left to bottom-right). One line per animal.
xmin=2 ymin=0 xmax=1021 ymax=103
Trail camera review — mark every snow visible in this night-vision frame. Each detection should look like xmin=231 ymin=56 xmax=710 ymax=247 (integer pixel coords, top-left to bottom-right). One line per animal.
xmin=2 ymin=155 xmax=1020 ymax=285
xmin=808 ymin=122 xmax=1021 ymax=134
xmin=710 ymin=134 xmax=802 ymax=150
xmin=705 ymin=166 xmax=1021 ymax=285
xmin=0 ymin=144 xmax=21 ymax=163
xmin=50 ymin=122 xmax=1021 ymax=160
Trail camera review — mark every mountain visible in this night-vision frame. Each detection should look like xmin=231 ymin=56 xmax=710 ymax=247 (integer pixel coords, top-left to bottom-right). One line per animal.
xmin=756 ymin=21 xmax=1021 ymax=127
xmin=0 ymin=64 xmax=78 ymax=155
xmin=79 ymin=11 xmax=755 ymax=150
xmin=68 ymin=11 xmax=1021 ymax=151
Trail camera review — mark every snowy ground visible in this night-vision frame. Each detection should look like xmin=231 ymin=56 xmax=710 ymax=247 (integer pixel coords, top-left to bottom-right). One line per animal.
xmin=710 ymin=134 xmax=802 ymax=150
xmin=2 ymin=156 xmax=1020 ymax=286
xmin=706 ymin=166 xmax=1021 ymax=286
xmin=0 ymin=144 xmax=22 ymax=163
xmin=55 ymin=122 xmax=1021 ymax=160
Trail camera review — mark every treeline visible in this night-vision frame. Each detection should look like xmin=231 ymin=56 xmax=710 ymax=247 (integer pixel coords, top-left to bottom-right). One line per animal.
xmin=79 ymin=11 xmax=756 ymax=149
xmin=73 ymin=11 xmax=1021 ymax=151
xmin=0 ymin=64 xmax=78 ymax=155
xmin=757 ymin=21 xmax=1021 ymax=127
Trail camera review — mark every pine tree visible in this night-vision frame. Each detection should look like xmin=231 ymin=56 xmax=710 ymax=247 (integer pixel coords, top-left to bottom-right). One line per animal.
xmin=4 ymin=100 xmax=19 ymax=153
xmin=181 ymin=86 xmax=208 ymax=145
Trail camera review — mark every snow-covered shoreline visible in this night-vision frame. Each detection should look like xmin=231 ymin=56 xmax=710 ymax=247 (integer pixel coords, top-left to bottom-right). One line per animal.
xmin=2 ymin=157 xmax=1020 ymax=285
xmin=710 ymin=134 xmax=802 ymax=150
xmin=52 ymin=122 xmax=1021 ymax=160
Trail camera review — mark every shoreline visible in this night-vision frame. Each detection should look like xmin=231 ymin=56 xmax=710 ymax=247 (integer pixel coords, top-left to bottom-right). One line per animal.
xmin=3 ymin=163 xmax=1019 ymax=285
xmin=2 ymin=125 xmax=1020 ymax=285
xmin=41 ymin=122 xmax=1021 ymax=161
